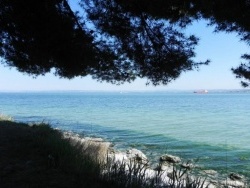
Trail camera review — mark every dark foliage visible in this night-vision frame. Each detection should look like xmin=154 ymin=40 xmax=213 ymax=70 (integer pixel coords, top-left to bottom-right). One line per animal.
xmin=0 ymin=0 xmax=96 ymax=78
xmin=0 ymin=0 xmax=249 ymax=85
xmin=84 ymin=0 xmax=211 ymax=85
xmin=232 ymin=54 xmax=250 ymax=87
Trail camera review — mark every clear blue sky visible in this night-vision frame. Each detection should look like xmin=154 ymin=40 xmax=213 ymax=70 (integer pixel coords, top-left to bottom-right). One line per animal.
xmin=0 ymin=3 xmax=249 ymax=91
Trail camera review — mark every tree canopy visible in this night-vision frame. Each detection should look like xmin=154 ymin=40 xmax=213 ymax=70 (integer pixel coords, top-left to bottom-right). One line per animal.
xmin=0 ymin=0 xmax=249 ymax=86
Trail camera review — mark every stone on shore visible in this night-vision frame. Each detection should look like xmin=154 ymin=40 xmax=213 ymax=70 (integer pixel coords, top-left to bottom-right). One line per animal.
xmin=180 ymin=163 xmax=195 ymax=170
xmin=229 ymin=173 xmax=244 ymax=181
xmin=126 ymin=148 xmax=148 ymax=164
xmin=107 ymin=148 xmax=149 ymax=164
xmin=203 ymin=170 xmax=218 ymax=176
xmin=221 ymin=178 xmax=246 ymax=188
xmin=108 ymin=151 xmax=128 ymax=163
xmin=153 ymin=162 xmax=172 ymax=173
xmin=160 ymin=154 xmax=181 ymax=163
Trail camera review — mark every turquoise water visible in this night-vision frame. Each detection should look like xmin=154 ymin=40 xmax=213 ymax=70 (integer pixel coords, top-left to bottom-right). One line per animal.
xmin=0 ymin=91 xmax=250 ymax=178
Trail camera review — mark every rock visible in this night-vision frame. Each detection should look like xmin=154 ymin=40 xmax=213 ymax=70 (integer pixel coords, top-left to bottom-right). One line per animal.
xmin=154 ymin=162 xmax=172 ymax=173
xmin=85 ymin=137 xmax=104 ymax=142
xmin=167 ymin=171 xmax=187 ymax=180
xmin=221 ymin=178 xmax=245 ymax=188
xmin=160 ymin=154 xmax=181 ymax=163
xmin=126 ymin=148 xmax=148 ymax=164
xmin=108 ymin=151 xmax=128 ymax=163
xmin=167 ymin=172 xmax=175 ymax=180
xmin=203 ymin=170 xmax=218 ymax=176
xmin=229 ymin=173 xmax=244 ymax=181
xmin=180 ymin=163 xmax=194 ymax=170
xmin=154 ymin=164 xmax=163 ymax=172
xmin=209 ymin=179 xmax=218 ymax=186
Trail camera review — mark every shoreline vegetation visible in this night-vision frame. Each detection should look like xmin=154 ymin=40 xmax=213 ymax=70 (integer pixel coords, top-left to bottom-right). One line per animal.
xmin=0 ymin=115 xmax=248 ymax=188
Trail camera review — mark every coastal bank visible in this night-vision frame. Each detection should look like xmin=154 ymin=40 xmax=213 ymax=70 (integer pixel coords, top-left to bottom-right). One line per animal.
xmin=0 ymin=117 xmax=248 ymax=188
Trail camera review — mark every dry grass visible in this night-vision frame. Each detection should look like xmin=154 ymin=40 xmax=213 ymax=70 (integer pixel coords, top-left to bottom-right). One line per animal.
xmin=0 ymin=114 xmax=13 ymax=121
xmin=0 ymin=120 xmax=107 ymax=188
xmin=64 ymin=134 xmax=110 ymax=164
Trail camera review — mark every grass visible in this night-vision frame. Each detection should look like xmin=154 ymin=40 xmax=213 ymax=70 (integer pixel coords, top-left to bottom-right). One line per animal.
xmin=0 ymin=119 xmax=106 ymax=188
xmin=0 ymin=117 xmax=248 ymax=188
xmin=0 ymin=113 xmax=13 ymax=121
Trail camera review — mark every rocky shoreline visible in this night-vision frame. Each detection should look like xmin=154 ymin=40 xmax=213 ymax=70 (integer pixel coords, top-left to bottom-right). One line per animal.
xmin=62 ymin=131 xmax=248 ymax=188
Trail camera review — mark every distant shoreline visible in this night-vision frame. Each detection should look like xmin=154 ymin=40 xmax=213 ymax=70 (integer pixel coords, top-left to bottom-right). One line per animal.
xmin=0 ymin=89 xmax=250 ymax=93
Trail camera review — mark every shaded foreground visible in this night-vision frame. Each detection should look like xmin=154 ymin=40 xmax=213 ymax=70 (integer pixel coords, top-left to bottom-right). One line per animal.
xmin=0 ymin=120 xmax=114 ymax=188
xmin=0 ymin=118 xmax=248 ymax=188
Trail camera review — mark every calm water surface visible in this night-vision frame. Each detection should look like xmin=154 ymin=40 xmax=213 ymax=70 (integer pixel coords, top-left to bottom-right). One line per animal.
xmin=0 ymin=91 xmax=249 ymax=178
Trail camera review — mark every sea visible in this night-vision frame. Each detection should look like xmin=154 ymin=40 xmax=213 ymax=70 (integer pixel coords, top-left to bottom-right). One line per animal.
xmin=0 ymin=91 xmax=249 ymax=180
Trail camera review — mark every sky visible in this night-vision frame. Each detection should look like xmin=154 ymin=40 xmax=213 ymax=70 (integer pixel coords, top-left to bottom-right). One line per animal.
xmin=0 ymin=3 xmax=249 ymax=91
